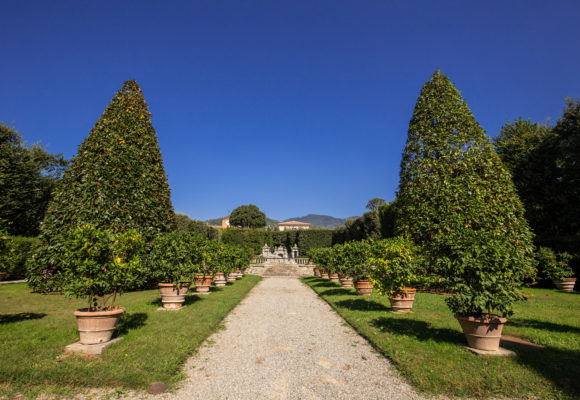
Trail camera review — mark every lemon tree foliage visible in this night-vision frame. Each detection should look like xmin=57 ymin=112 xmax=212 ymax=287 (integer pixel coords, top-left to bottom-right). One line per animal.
xmin=61 ymin=225 xmax=145 ymax=311
xmin=147 ymin=232 xmax=205 ymax=285
xmin=28 ymin=80 xmax=175 ymax=292
xmin=396 ymin=70 xmax=535 ymax=317
xmin=370 ymin=237 xmax=421 ymax=297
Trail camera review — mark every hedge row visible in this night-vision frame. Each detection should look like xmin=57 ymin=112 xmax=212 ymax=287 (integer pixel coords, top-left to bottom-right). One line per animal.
xmin=1 ymin=236 xmax=37 ymax=280
xmin=220 ymin=228 xmax=333 ymax=256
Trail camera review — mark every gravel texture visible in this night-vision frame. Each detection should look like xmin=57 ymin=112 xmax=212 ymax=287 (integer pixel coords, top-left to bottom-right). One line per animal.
xmin=153 ymin=276 xmax=423 ymax=400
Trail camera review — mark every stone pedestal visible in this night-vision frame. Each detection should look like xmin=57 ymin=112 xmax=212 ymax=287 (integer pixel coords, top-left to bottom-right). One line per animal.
xmin=464 ymin=346 xmax=515 ymax=356
xmin=65 ymin=337 xmax=123 ymax=356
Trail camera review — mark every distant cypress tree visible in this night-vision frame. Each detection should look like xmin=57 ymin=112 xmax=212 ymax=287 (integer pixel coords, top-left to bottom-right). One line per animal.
xmin=396 ymin=70 xmax=535 ymax=316
xmin=28 ymin=80 xmax=175 ymax=292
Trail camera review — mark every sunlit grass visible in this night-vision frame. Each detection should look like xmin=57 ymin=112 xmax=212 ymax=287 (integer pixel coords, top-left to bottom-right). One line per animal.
xmin=0 ymin=275 xmax=261 ymax=398
xmin=303 ymin=277 xmax=580 ymax=399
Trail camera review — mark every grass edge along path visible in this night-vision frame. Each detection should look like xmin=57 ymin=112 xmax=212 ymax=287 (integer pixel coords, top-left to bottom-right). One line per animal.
xmin=302 ymin=277 xmax=580 ymax=400
xmin=0 ymin=275 xmax=262 ymax=399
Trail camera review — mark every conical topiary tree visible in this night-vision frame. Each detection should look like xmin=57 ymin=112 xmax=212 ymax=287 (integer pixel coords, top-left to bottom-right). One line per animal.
xmin=395 ymin=70 xmax=535 ymax=317
xmin=28 ymin=80 xmax=176 ymax=292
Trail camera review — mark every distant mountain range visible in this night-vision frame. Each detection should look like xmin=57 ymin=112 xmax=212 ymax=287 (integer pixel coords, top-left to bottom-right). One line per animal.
xmin=283 ymin=214 xmax=348 ymax=229
xmin=205 ymin=214 xmax=353 ymax=229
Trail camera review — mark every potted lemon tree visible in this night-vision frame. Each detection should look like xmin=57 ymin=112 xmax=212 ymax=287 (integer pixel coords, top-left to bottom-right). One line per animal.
xmin=148 ymin=231 xmax=202 ymax=308
xmin=340 ymin=240 xmax=373 ymax=296
xmin=371 ymin=237 xmax=420 ymax=312
xmin=332 ymin=244 xmax=354 ymax=288
xmin=61 ymin=225 xmax=145 ymax=344
xmin=536 ymin=247 xmax=575 ymax=292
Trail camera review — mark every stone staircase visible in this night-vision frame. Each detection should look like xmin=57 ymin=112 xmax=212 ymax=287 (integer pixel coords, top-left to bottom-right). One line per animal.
xmin=246 ymin=263 xmax=314 ymax=277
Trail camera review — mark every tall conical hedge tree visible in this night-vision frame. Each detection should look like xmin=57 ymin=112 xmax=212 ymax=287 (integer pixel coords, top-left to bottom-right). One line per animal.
xmin=28 ymin=80 xmax=176 ymax=292
xmin=396 ymin=70 xmax=535 ymax=316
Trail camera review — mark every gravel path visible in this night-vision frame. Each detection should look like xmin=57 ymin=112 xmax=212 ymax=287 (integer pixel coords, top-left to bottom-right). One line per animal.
xmin=156 ymin=276 xmax=422 ymax=400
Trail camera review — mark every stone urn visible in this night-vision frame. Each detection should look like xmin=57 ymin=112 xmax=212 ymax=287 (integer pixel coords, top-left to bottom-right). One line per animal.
xmin=194 ymin=275 xmax=213 ymax=294
xmin=235 ymin=270 xmax=243 ymax=279
xmin=313 ymin=267 xmax=321 ymax=277
xmin=214 ymin=273 xmax=227 ymax=287
xmin=320 ymin=270 xmax=330 ymax=280
xmin=227 ymin=274 xmax=236 ymax=283
xmin=553 ymin=278 xmax=576 ymax=292
xmin=74 ymin=307 xmax=125 ymax=344
xmin=354 ymin=279 xmax=373 ymax=296
xmin=389 ymin=288 xmax=416 ymax=313
xmin=455 ymin=314 xmax=507 ymax=351
xmin=159 ymin=283 xmax=191 ymax=309
xmin=329 ymin=273 xmax=340 ymax=283
xmin=339 ymin=275 xmax=353 ymax=288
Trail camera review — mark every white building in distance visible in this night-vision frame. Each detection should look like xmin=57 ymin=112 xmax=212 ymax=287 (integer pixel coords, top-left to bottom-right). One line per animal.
xmin=277 ymin=220 xmax=311 ymax=231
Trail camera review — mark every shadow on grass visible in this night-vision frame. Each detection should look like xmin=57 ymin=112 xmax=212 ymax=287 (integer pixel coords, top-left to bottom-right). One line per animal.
xmin=115 ymin=312 xmax=147 ymax=336
xmin=517 ymin=346 xmax=580 ymax=398
xmin=335 ymin=299 xmax=390 ymax=312
xmin=319 ymin=288 xmax=352 ymax=297
xmin=0 ymin=312 xmax=47 ymax=324
xmin=312 ymin=281 xmax=337 ymax=288
xmin=371 ymin=317 xmax=464 ymax=345
xmin=509 ymin=318 xmax=580 ymax=335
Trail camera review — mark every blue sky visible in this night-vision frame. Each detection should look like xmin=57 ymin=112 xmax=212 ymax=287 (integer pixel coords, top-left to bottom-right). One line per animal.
xmin=2 ymin=1 xmax=579 ymax=221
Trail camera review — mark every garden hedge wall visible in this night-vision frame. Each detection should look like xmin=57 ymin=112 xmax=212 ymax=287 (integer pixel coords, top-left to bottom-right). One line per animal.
xmin=220 ymin=228 xmax=333 ymax=256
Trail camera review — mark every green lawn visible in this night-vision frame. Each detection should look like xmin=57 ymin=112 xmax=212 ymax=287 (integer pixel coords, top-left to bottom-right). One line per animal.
xmin=303 ymin=277 xmax=580 ymax=400
xmin=0 ymin=275 xmax=261 ymax=398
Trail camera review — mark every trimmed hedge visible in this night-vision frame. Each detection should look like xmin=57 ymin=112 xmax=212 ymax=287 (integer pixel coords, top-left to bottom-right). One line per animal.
xmin=3 ymin=236 xmax=37 ymax=280
xmin=220 ymin=228 xmax=333 ymax=256
xmin=28 ymin=80 xmax=176 ymax=293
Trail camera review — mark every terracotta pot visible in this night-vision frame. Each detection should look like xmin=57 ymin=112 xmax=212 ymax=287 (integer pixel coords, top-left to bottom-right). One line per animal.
xmin=159 ymin=283 xmax=190 ymax=309
xmin=194 ymin=276 xmax=213 ymax=294
xmin=235 ymin=270 xmax=242 ymax=280
xmin=329 ymin=273 xmax=340 ymax=283
xmin=320 ymin=271 xmax=330 ymax=280
xmin=354 ymin=279 xmax=373 ymax=296
xmin=74 ymin=307 xmax=125 ymax=345
xmin=227 ymin=274 xmax=236 ymax=282
xmin=214 ymin=273 xmax=227 ymax=287
xmin=313 ymin=267 xmax=321 ymax=277
xmin=455 ymin=314 xmax=507 ymax=351
xmin=339 ymin=276 xmax=353 ymax=288
xmin=389 ymin=288 xmax=416 ymax=313
xmin=553 ymin=278 xmax=576 ymax=293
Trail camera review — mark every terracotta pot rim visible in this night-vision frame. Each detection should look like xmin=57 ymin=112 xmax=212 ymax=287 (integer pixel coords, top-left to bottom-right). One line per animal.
xmin=394 ymin=287 xmax=416 ymax=293
xmin=158 ymin=282 xmax=191 ymax=287
xmin=74 ymin=307 xmax=125 ymax=317
xmin=562 ymin=278 xmax=576 ymax=282
xmin=454 ymin=313 xmax=507 ymax=324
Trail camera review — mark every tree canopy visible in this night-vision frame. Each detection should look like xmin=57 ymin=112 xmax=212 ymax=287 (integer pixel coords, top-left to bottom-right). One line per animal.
xmin=229 ymin=204 xmax=266 ymax=228
xmin=0 ymin=122 xmax=68 ymax=236
xmin=494 ymin=99 xmax=580 ymax=257
xmin=366 ymin=198 xmax=386 ymax=211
